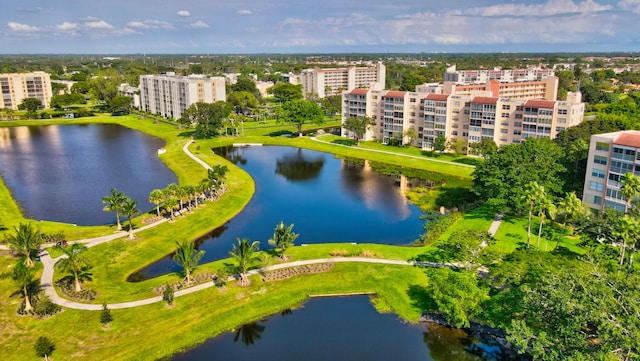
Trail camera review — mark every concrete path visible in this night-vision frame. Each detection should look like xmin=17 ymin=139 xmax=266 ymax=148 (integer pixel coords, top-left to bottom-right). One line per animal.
xmin=310 ymin=136 xmax=476 ymax=168
xmin=183 ymin=139 xmax=212 ymax=170
xmin=488 ymin=213 xmax=503 ymax=237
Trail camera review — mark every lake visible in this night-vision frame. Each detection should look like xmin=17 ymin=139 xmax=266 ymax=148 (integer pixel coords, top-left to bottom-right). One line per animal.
xmin=0 ymin=124 xmax=177 ymax=226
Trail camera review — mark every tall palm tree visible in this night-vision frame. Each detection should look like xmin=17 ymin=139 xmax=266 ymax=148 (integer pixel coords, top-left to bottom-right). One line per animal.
xmin=175 ymin=186 xmax=188 ymax=215
xmin=55 ymin=243 xmax=90 ymax=292
xmin=1 ymin=261 xmax=36 ymax=313
xmin=172 ymin=240 xmax=205 ymax=285
xmin=208 ymin=165 xmax=229 ymax=186
xmin=621 ymin=172 xmax=640 ymax=214
xmin=102 ymin=188 xmax=127 ymax=231
xmin=558 ymin=192 xmax=584 ymax=227
xmin=614 ymin=215 xmax=640 ymax=269
xmin=163 ymin=197 xmax=178 ymax=222
xmin=268 ymin=221 xmax=298 ymax=260
xmin=148 ymin=189 xmax=164 ymax=217
xmin=536 ymin=194 xmax=557 ymax=250
xmin=230 ymin=238 xmax=260 ymax=286
xmin=5 ymin=222 xmax=43 ymax=267
xmin=519 ymin=182 xmax=545 ymax=249
xmin=121 ymin=198 xmax=139 ymax=240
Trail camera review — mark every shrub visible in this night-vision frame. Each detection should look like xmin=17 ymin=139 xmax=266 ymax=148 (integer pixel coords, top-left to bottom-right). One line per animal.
xmin=332 ymin=139 xmax=358 ymax=146
xmin=329 ymin=249 xmax=348 ymax=257
xmin=33 ymin=295 xmax=61 ymax=317
xmin=162 ymin=282 xmax=174 ymax=305
xmin=215 ymin=268 xmax=229 ymax=287
xmin=100 ymin=303 xmax=113 ymax=325
xmin=34 ymin=336 xmax=55 ymax=358
xmin=358 ymin=250 xmax=377 ymax=258
xmin=417 ymin=211 xmax=464 ymax=245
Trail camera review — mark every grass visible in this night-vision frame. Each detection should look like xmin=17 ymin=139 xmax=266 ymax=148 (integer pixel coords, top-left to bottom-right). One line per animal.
xmin=436 ymin=204 xmax=497 ymax=242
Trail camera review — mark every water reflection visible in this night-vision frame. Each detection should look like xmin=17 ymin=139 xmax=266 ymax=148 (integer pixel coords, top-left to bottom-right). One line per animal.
xmin=275 ymin=148 xmax=325 ymax=182
xmin=423 ymin=323 xmax=481 ymax=361
xmin=233 ymin=321 xmax=267 ymax=346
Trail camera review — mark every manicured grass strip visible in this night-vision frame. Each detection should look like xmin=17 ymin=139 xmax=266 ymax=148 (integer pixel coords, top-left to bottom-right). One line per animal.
xmin=436 ymin=203 xmax=497 ymax=242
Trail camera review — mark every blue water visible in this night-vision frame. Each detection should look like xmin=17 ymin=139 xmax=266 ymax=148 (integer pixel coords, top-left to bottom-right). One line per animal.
xmin=0 ymin=124 xmax=176 ymax=226
xmin=131 ymin=145 xmax=426 ymax=279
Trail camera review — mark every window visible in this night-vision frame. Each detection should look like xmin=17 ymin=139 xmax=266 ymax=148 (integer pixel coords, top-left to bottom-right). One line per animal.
xmin=595 ymin=142 xmax=609 ymax=152
xmin=502 ymin=104 xmax=511 ymax=110
xmin=591 ymin=168 xmax=606 ymax=179
xmin=557 ymin=109 xmax=567 ymax=115
xmin=589 ymin=181 xmax=604 ymax=192
xmin=594 ymin=155 xmax=607 ymax=165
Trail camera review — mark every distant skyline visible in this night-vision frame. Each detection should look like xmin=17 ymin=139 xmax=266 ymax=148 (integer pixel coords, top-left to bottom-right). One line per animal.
xmin=1 ymin=0 xmax=639 ymax=54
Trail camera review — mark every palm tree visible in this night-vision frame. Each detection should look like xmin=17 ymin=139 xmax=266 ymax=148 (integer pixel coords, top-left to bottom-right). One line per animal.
xmin=614 ymin=215 xmax=640 ymax=269
xmin=519 ymin=182 xmax=545 ymax=249
xmin=558 ymin=192 xmax=584 ymax=228
xmin=175 ymin=186 xmax=188 ymax=215
xmin=536 ymin=194 xmax=557 ymax=250
xmin=208 ymin=165 xmax=229 ymax=186
xmin=1 ymin=261 xmax=36 ymax=313
xmin=102 ymin=188 xmax=127 ymax=231
xmin=5 ymin=222 xmax=43 ymax=267
xmin=148 ymin=189 xmax=164 ymax=217
xmin=162 ymin=197 xmax=178 ymax=222
xmin=172 ymin=240 xmax=205 ymax=285
xmin=230 ymin=238 xmax=260 ymax=286
xmin=621 ymin=172 xmax=640 ymax=214
xmin=55 ymin=243 xmax=90 ymax=292
xmin=121 ymin=198 xmax=139 ymax=240
xmin=268 ymin=221 xmax=298 ymax=260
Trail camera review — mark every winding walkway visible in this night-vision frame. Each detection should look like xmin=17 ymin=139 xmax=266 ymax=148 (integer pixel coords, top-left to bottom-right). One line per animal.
xmin=35 ymin=137 xmax=497 ymax=311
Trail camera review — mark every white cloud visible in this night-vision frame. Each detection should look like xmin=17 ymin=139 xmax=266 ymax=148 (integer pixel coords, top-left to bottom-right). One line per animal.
xmin=238 ymin=10 xmax=252 ymax=15
xmin=55 ymin=22 xmax=79 ymax=31
xmin=127 ymin=20 xmax=173 ymax=30
xmin=618 ymin=0 xmax=640 ymax=13
xmin=83 ymin=20 xmax=114 ymax=29
xmin=189 ymin=21 xmax=210 ymax=29
xmin=7 ymin=22 xmax=40 ymax=32
xmin=177 ymin=10 xmax=191 ymax=17
xmin=464 ymin=0 xmax=611 ymax=17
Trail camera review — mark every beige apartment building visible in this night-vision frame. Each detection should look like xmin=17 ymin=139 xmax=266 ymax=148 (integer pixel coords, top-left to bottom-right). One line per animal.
xmin=0 ymin=71 xmax=53 ymax=110
xmin=416 ymin=76 xmax=559 ymax=101
xmin=300 ymin=62 xmax=385 ymax=98
xmin=443 ymin=64 xmax=555 ymax=84
xmin=341 ymin=89 xmax=584 ymax=149
xmin=139 ymin=73 xmax=225 ymax=119
xmin=583 ymin=130 xmax=640 ymax=212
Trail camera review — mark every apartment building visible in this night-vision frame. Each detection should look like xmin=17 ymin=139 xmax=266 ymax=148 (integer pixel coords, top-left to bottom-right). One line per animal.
xmin=341 ymin=89 xmax=584 ymax=149
xmin=0 ymin=71 xmax=53 ymax=110
xmin=416 ymin=77 xmax=559 ymax=101
xmin=444 ymin=64 xmax=555 ymax=84
xmin=300 ymin=62 xmax=385 ymax=98
xmin=583 ymin=130 xmax=640 ymax=212
xmin=139 ymin=73 xmax=225 ymax=119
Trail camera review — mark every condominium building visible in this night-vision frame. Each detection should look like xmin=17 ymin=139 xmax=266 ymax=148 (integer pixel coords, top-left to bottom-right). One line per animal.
xmin=139 ymin=73 xmax=226 ymax=119
xmin=0 ymin=71 xmax=53 ymax=110
xmin=583 ymin=130 xmax=640 ymax=212
xmin=341 ymin=89 xmax=584 ymax=149
xmin=444 ymin=64 xmax=555 ymax=84
xmin=416 ymin=76 xmax=559 ymax=101
xmin=300 ymin=62 xmax=385 ymax=98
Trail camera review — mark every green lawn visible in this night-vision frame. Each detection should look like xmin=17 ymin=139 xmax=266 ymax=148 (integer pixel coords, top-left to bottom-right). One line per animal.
xmin=436 ymin=204 xmax=497 ymax=242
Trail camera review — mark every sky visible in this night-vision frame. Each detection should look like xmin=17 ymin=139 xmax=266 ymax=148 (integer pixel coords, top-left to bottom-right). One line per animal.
xmin=1 ymin=0 xmax=639 ymax=54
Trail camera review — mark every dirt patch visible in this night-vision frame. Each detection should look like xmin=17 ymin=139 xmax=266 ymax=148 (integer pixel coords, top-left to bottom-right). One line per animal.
xmin=153 ymin=273 xmax=215 ymax=295
xmin=262 ymin=263 xmax=334 ymax=282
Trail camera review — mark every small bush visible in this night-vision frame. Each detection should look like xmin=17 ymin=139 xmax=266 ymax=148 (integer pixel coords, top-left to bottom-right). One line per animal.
xmin=34 ymin=336 xmax=55 ymax=358
xmin=100 ymin=303 xmax=113 ymax=325
xmin=332 ymin=139 xmax=358 ymax=146
xmin=162 ymin=282 xmax=174 ymax=305
xmin=33 ymin=295 xmax=61 ymax=317
xmin=329 ymin=249 xmax=348 ymax=257
xmin=358 ymin=250 xmax=377 ymax=258
xmin=215 ymin=268 xmax=229 ymax=287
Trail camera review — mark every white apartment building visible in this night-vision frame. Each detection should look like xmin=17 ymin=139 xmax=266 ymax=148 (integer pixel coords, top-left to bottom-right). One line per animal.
xmin=417 ymin=76 xmax=559 ymax=101
xmin=300 ymin=62 xmax=385 ymax=98
xmin=139 ymin=73 xmax=226 ymax=119
xmin=583 ymin=130 xmax=640 ymax=212
xmin=0 ymin=71 xmax=53 ymax=110
xmin=444 ymin=64 xmax=555 ymax=84
xmin=341 ymin=89 xmax=584 ymax=149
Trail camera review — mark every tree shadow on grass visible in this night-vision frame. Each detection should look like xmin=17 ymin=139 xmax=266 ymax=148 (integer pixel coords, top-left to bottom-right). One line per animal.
xmin=407 ymin=284 xmax=436 ymax=313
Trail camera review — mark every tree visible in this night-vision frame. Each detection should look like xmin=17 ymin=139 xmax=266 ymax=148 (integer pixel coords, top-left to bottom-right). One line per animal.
xmin=4 ymin=222 xmax=43 ymax=267
xmin=172 ymin=240 xmax=205 ymax=285
xmin=100 ymin=303 xmax=113 ymax=325
xmin=448 ymin=138 xmax=467 ymax=156
xmin=148 ymin=189 xmax=164 ymax=217
xmin=268 ymin=221 xmax=299 ymax=260
xmin=228 ymin=91 xmax=258 ymax=112
xmin=54 ymin=243 xmax=90 ymax=292
xmin=20 ymin=98 xmax=42 ymax=118
xmin=426 ymin=268 xmax=488 ymax=328
xmin=89 ymin=69 xmax=121 ymax=104
xmin=231 ymin=77 xmax=261 ymax=100
xmin=469 ymin=138 xmax=498 ymax=159
xmin=404 ymin=128 xmax=418 ymax=146
xmin=121 ymin=198 xmax=139 ymax=240
xmin=519 ymin=182 xmax=542 ymax=249
xmin=108 ymin=95 xmax=132 ymax=115
xmin=179 ymin=101 xmax=233 ymax=138
xmin=320 ymin=95 xmax=342 ymax=116
xmin=621 ymin=172 xmax=640 ymax=214
xmin=2 ymin=261 xmax=36 ymax=313
xmin=162 ymin=197 xmax=178 ymax=222
xmin=34 ymin=336 xmax=55 ymax=360
xmin=162 ymin=282 xmax=174 ymax=305
xmin=535 ymin=192 xmax=556 ymax=250
xmin=558 ymin=192 xmax=584 ymax=227
xmin=432 ymin=133 xmax=447 ymax=153
xmin=279 ymin=99 xmax=324 ymax=136
xmin=268 ymin=82 xmax=303 ymax=103
xmin=343 ymin=116 xmax=374 ymax=144
xmin=230 ymin=238 xmax=260 ymax=286
xmin=102 ymin=188 xmax=127 ymax=231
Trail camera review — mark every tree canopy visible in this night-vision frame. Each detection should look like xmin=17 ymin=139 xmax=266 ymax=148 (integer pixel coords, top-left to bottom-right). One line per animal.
xmin=268 ymin=83 xmax=303 ymax=102
xmin=279 ymin=99 xmax=324 ymax=136
xmin=179 ymin=101 xmax=233 ymax=138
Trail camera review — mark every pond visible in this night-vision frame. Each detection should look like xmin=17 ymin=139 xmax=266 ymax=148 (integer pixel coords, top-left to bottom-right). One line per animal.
xmin=170 ymin=296 xmax=500 ymax=361
xmin=0 ymin=124 xmax=177 ymax=226
xmin=131 ymin=145 xmax=450 ymax=280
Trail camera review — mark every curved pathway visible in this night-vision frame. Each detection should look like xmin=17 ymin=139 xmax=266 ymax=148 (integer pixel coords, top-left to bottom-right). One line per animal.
xmin=36 ymin=137 xmax=495 ymax=311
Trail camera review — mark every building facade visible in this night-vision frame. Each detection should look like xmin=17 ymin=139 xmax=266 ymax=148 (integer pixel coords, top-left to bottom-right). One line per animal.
xmin=300 ymin=62 xmax=385 ymax=98
xmin=341 ymin=89 xmax=584 ymax=149
xmin=444 ymin=64 xmax=555 ymax=84
xmin=0 ymin=71 xmax=53 ymax=110
xmin=139 ymin=73 xmax=226 ymax=119
xmin=583 ymin=130 xmax=640 ymax=212
xmin=416 ymin=77 xmax=559 ymax=101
